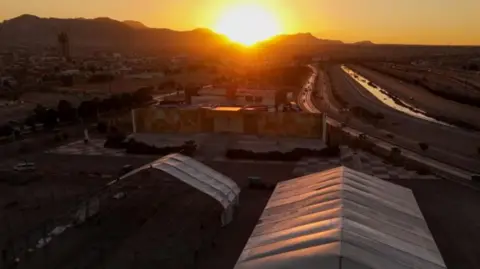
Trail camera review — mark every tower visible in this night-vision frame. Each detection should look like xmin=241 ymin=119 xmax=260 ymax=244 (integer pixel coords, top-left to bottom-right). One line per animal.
xmin=58 ymin=31 xmax=70 ymax=60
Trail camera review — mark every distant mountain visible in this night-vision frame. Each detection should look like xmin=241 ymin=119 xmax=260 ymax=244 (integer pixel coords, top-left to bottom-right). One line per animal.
xmin=0 ymin=15 xmax=228 ymax=50
xmin=353 ymin=40 xmax=375 ymax=45
xmin=0 ymin=15 xmax=345 ymax=52
xmin=123 ymin=20 xmax=148 ymax=29
xmin=261 ymin=33 xmax=343 ymax=46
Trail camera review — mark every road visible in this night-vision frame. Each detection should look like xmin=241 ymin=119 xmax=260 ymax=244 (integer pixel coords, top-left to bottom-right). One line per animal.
xmin=297 ymin=65 xmax=321 ymax=113
xmin=307 ymin=64 xmax=480 ymax=173
xmin=153 ymin=91 xmax=183 ymax=102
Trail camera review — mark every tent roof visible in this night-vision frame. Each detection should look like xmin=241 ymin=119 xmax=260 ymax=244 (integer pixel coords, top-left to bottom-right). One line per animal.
xmin=235 ymin=166 xmax=446 ymax=269
xmin=120 ymin=153 xmax=240 ymax=209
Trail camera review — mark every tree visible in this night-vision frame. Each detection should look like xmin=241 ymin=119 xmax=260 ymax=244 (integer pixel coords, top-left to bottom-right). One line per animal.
xmin=133 ymin=87 xmax=153 ymax=105
xmin=43 ymin=109 xmax=59 ymax=129
xmin=57 ymin=100 xmax=76 ymax=122
xmin=468 ymin=63 xmax=479 ymax=71
xmin=78 ymin=101 xmax=98 ymax=120
xmin=24 ymin=115 xmax=37 ymax=132
xmin=60 ymin=75 xmax=74 ymax=87
xmin=33 ymin=104 xmax=47 ymax=123
xmin=0 ymin=125 xmax=13 ymax=137
xmin=99 ymin=98 xmax=112 ymax=113
xmin=108 ymin=95 xmax=122 ymax=111
xmin=120 ymin=93 xmax=133 ymax=109
xmin=88 ymin=73 xmax=113 ymax=83
xmin=419 ymin=142 xmax=429 ymax=151
xmin=97 ymin=122 xmax=108 ymax=133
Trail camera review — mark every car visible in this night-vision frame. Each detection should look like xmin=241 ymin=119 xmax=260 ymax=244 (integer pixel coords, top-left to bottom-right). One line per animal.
xmin=13 ymin=162 xmax=36 ymax=172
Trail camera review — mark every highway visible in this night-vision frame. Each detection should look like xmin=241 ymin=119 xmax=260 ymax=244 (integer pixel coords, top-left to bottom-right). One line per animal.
xmin=301 ymin=64 xmax=480 ymax=173
xmin=297 ymin=65 xmax=321 ymax=113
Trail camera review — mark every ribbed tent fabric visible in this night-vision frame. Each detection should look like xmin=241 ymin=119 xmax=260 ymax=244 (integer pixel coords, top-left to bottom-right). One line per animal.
xmin=119 ymin=153 xmax=240 ymax=226
xmin=235 ymin=166 xmax=447 ymax=269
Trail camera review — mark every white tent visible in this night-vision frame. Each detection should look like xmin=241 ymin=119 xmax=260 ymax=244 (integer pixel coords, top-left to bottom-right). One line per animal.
xmin=120 ymin=153 xmax=240 ymax=226
xmin=235 ymin=166 xmax=446 ymax=269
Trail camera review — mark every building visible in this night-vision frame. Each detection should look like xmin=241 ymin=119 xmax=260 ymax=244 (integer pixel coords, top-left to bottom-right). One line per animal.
xmin=192 ymin=85 xmax=276 ymax=106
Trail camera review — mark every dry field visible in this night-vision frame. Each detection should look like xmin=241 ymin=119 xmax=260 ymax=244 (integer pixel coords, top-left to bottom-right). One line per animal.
xmin=360 ymin=62 xmax=480 ymax=107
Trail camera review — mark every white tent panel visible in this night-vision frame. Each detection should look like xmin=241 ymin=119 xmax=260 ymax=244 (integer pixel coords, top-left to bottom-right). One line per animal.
xmin=234 ymin=166 xmax=446 ymax=269
xmin=119 ymin=153 xmax=240 ymax=225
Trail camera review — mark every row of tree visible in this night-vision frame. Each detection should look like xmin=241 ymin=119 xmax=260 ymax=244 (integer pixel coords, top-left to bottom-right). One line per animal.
xmin=0 ymin=87 xmax=154 ymax=137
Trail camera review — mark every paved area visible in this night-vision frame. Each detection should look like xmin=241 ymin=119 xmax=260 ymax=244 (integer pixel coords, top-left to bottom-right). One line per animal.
xmin=293 ymin=150 xmax=438 ymax=180
xmin=325 ymin=65 xmax=480 ymax=172
xmin=46 ymin=139 xmax=126 ymax=157
xmin=229 ymin=135 xmax=326 ymax=153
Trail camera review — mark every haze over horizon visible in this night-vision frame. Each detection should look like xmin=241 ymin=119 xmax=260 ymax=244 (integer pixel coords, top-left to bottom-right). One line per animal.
xmin=1 ymin=0 xmax=480 ymax=45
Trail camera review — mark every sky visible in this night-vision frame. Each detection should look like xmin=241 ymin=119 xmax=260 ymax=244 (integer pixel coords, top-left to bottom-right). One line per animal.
xmin=1 ymin=0 xmax=479 ymax=45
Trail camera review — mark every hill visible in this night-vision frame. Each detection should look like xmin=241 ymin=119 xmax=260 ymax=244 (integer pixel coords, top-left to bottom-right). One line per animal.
xmin=0 ymin=15 xmax=228 ymax=50
xmin=354 ymin=40 xmax=375 ymax=45
xmin=0 ymin=15 xmax=345 ymax=52
xmin=123 ymin=20 xmax=148 ymax=29
xmin=262 ymin=32 xmax=343 ymax=46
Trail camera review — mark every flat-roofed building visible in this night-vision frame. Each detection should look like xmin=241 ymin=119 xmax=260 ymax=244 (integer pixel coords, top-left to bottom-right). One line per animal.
xmin=193 ymin=85 xmax=276 ymax=106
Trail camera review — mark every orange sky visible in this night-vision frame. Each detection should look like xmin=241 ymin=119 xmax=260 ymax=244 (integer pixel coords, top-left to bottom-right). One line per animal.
xmin=1 ymin=0 xmax=479 ymax=45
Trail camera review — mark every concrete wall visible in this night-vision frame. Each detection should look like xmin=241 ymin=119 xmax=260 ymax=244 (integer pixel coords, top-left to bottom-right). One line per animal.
xmin=191 ymin=95 xmax=274 ymax=106
xmin=133 ymin=108 xmax=324 ymax=138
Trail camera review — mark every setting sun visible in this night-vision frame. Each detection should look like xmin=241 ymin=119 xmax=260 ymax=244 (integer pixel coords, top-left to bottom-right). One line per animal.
xmin=214 ymin=4 xmax=282 ymax=46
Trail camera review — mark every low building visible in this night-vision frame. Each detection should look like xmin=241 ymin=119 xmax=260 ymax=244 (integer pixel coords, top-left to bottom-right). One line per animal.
xmin=193 ymin=85 xmax=276 ymax=106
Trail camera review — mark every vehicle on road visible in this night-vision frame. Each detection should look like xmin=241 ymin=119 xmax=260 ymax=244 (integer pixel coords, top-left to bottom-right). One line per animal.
xmin=13 ymin=162 xmax=36 ymax=172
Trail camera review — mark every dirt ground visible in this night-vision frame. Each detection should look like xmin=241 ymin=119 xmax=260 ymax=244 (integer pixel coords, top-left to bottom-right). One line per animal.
xmin=388 ymin=178 xmax=480 ymax=269
xmin=1 ymin=130 xmax=480 ymax=268
xmin=0 ymin=153 xmax=154 ymax=266
xmin=1 ymin=154 xmax=295 ymax=269
xmin=351 ymin=64 xmax=480 ymax=129
xmin=0 ymin=68 xmax=221 ymax=126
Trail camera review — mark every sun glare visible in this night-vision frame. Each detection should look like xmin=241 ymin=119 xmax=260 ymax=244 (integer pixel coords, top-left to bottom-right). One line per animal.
xmin=214 ymin=4 xmax=281 ymax=46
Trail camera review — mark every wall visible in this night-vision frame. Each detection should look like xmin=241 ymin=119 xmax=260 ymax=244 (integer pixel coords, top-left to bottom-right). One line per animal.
xmin=133 ymin=108 xmax=324 ymax=138
xmin=191 ymin=95 xmax=274 ymax=106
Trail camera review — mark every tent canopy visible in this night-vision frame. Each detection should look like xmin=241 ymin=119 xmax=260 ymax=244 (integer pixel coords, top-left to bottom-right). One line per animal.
xmin=235 ymin=166 xmax=446 ymax=269
xmin=120 ymin=153 xmax=240 ymax=225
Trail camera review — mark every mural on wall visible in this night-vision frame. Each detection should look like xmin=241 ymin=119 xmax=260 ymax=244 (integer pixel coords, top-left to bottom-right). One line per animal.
xmin=134 ymin=108 xmax=323 ymax=138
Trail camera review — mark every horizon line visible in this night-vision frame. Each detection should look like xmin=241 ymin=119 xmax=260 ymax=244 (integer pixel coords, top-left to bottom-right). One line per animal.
xmin=2 ymin=14 xmax=480 ymax=47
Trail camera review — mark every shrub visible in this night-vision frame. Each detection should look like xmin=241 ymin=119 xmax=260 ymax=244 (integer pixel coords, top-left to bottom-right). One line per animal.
xmin=104 ymin=133 xmax=127 ymax=149
xmin=375 ymin=112 xmax=385 ymax=120
xmin=390 ymin=147 xmax=401 ymax=156
xmin=18 ymin=143 xmax=31 ymax=154
xmin=419 ymin=142 xmax=429 ymax=151
xmin=416 ymin=166 xmax=431 ymax=175
xmin=97 ymin=122 xmax=108 ymax=133
xmin=468 ymin=63 xmax=479 ymax=71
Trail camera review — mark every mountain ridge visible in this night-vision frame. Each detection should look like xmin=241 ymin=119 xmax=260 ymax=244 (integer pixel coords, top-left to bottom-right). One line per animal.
xmin=0 ymin=14 xmax=346 ymax=50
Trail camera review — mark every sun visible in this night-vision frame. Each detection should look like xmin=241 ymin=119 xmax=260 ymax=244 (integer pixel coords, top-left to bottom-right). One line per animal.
xmin=214 ymin=4 xmax=281 ymax=46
